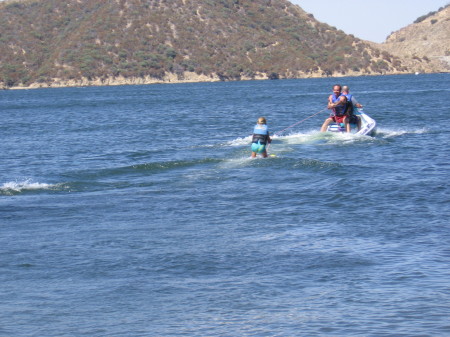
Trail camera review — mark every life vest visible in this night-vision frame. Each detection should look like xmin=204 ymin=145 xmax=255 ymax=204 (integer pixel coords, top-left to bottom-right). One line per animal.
xmin=343 ymin=93 xmax=354 ymax=115
xmin=331 ymin=93 xmax=347 ymax=116
xmin=252 ymin=124 xmax=269 ymax=144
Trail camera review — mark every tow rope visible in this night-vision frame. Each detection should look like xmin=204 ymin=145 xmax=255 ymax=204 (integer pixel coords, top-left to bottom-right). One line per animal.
xmin=273 ymin=107 xmax=328 ymax=136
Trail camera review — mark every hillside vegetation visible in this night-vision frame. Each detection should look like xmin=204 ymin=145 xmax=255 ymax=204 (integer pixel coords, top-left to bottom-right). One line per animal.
xmin=375 ymin=5 xmax=450 ymax=73
xmin=0 ymin=0 xmax=419 ymax=88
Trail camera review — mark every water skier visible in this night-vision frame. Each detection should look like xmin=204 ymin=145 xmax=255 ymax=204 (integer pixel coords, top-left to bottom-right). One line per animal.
xmin=251 ymin=117 xmax=272 ymax=158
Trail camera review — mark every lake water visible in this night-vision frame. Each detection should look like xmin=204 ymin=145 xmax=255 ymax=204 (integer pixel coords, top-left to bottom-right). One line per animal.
xmin=1 ymin=74 xmax=449 ymax=336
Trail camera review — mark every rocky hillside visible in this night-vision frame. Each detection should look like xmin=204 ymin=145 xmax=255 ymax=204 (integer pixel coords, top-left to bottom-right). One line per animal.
xmin=0 ymin=0 xmax=427 ymax=89
xmin=374 ymin=4 xmax=450 ymax=73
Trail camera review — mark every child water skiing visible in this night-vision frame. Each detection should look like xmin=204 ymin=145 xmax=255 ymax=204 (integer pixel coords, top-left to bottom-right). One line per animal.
xmin=251 ymin=117 xmax=272 ymax=158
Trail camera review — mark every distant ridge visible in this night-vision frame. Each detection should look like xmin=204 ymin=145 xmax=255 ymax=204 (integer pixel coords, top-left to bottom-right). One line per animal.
xmin=374 ymin=4 xmax=450 ymax=73
xmin=0 ymin=0 xmax=445 ymax=89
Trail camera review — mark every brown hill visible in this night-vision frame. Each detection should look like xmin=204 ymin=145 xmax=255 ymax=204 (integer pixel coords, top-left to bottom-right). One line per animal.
xmin=373 ymin=5 xmax=450 ymax=73
xmin=0 ymin=0 xmax=421 ymax=89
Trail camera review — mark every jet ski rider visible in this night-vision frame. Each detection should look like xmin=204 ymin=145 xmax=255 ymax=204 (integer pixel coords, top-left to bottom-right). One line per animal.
xmin=320 ymin=84 xmax=350 ymax=132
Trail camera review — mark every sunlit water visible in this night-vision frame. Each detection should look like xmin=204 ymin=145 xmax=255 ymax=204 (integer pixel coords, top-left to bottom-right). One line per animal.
xmin=1 ymin=74 xmax=449 ymax=336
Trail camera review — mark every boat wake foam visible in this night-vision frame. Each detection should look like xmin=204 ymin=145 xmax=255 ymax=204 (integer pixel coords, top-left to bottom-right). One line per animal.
xmin=227 ymin=130 xmax=376 ymax=149
xmin=0 ymin=179 xmax=61 ymax=195
xmin=226 ymin=136 xmax=251 ymax=147
xmin=375 ymin=127 xmax=429 ymax=138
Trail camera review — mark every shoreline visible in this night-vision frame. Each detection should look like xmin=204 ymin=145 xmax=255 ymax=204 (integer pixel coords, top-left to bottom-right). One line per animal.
xmin=3 ymin=69 xmax=444 ymax=90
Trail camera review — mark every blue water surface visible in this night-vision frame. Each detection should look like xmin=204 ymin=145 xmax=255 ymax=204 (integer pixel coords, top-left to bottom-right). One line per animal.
xmin=1 ymin=74 xmax=449 ymax=336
